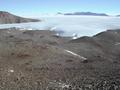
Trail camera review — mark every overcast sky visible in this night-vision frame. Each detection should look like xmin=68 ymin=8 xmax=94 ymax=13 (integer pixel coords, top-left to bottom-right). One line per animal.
xmin=0 ymin=0 xmax=120 ymax=17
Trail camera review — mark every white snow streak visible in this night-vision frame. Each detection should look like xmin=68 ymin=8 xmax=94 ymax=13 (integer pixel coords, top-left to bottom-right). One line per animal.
xmin=115 ymin=42 xmax=120 ymax=45
xmin=64 ymin=49 xmax=87 ymax=60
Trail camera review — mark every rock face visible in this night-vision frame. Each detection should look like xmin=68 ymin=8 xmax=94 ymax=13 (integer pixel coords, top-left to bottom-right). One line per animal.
xmin=0 ymin=11 xmax=40 ymax=24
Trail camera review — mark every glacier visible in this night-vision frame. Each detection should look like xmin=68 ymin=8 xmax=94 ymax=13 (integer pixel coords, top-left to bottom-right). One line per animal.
xmin=0 ymin=16 xmax=120 ymax=37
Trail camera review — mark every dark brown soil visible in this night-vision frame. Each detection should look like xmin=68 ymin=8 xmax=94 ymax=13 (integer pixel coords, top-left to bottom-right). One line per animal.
xmin=0 ymin=28 xmax=120 ymax=90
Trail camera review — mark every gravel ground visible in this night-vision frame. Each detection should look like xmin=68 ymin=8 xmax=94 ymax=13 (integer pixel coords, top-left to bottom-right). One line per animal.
xmin=0 ymin=28 xmax=120 ymax=90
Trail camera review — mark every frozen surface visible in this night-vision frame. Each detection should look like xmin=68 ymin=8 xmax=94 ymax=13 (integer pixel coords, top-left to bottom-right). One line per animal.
xmin=0 ymin=16 xmax=120 ymax=37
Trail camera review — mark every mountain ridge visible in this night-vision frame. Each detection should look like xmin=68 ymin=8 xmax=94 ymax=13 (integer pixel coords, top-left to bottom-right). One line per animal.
xmin=0 ymin=11 xmax=40 ymax=24
xmin=57 ymin=12 xmax=109 ymax=16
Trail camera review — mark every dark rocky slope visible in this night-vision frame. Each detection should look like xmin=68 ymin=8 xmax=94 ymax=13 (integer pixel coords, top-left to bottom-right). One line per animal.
xmin=0 ymin=28 xmax=120 ymax=89
xmin=62 ymin=29 xmax=120 ymax=89
xmin=67 ymin=29 xmax=120 ymax=61
xmin=0 ymin=11 xmax=40 ymax=24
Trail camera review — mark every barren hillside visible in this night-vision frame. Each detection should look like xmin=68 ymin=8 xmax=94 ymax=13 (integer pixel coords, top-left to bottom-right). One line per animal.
xmin=0 ymin=28 xmax=120 ymax=89
xmin=0 ymin=11 xmax=40 ymax=24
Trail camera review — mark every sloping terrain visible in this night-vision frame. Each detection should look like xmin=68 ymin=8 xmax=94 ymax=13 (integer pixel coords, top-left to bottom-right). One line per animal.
xmin=62 ymin=29 xmax=120 ymax=89
xmin=0 ymin=11 xmax=40 ymax=24
xmin=0 ymin=28 xmax=120 ymax=90
xmin=0 ymin=28 xmax=85 ymax=90
xmin=66 ymin=29 xmax=120 ymax=61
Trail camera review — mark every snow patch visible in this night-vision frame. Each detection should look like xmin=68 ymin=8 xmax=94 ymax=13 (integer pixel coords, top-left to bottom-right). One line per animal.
xmin=115 ymin=42 xmax=120 ymax=45
xmin=64 ymin=49 xmax=87 ymax=60
xmin=8 ymin=69 xmax=14 ymax=73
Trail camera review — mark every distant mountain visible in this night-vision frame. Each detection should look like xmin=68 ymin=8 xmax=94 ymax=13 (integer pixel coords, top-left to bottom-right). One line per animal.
xmin=116 ymin=15 xmax=120 ymax=17
xmin=57 ymin=12 xmax=63 ymax=15
xmin=0 ymin=11 xmax=40 ymax=24
xmin=64 ymin=12 xmax=109 ymax=16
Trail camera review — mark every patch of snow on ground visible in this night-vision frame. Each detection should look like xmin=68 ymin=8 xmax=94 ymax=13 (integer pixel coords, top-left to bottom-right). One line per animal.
xmin=64 ymin=49 xmax=87 ymax=60
xmin=115 ymin=42 xmax=120 ymax=45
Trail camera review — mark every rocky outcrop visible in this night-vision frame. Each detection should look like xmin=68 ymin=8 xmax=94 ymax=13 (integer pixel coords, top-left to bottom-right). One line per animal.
xmin=0 ymin=11 xmax=40 ymax=24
